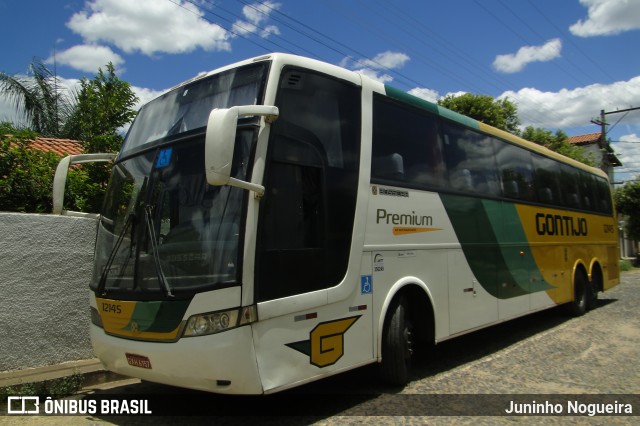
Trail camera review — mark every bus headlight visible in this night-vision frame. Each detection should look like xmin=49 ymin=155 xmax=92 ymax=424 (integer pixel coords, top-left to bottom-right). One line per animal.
xmin=183 ymin=306 xmax=257 ymax=337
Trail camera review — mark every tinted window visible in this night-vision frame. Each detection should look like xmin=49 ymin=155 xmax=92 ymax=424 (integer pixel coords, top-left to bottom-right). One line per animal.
xmin=494 ymin=140 xmax=534 ymax=201
xmin=559 ymin=164 xmax=583 ymax=209
xmin=442 ymin=122 xmax=500 ymax=196
xmin=372 ymin=95 xmax=445 ymax=188
xmin=532 ymin=153 xmax=563 ymax=205
xmin=594 ymin=176 xmax=613 ymax=213
xmin=370 ymin=95 xmax=611 ymax=214
xmin=256 ymin=68 xmax=361 ymax=302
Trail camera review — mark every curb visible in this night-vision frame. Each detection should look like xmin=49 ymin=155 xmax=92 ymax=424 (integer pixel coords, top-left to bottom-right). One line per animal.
xmin=0 ymin=359 xmax=126 ymax=390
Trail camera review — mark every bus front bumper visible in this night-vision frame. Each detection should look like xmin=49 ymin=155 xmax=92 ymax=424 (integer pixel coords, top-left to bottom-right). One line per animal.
xmin=90 ymin=324 xmax=264 ymax=395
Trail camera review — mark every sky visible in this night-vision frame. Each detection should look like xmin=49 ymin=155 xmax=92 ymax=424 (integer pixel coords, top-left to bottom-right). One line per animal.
xmin=1 ymin=0 xmax=640 ymax=183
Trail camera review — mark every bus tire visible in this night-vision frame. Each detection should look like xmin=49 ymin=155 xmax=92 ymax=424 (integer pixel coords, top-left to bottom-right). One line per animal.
xmin=380 ymin=296 xmax=413 ymax=386
xmin=565 ymin=270 xmax=587 ymax=317
xmin=587 ymin=269 xmax=601 ymax=311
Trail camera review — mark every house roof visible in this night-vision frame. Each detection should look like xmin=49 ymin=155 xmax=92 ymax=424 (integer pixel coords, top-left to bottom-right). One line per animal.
xmin=28 ymin=137 xmax=84 ymax=157
xmin=568 ymin=132 xmax=602 ymax=146
xmin=567 ymin=132 xmax=623 ymax=168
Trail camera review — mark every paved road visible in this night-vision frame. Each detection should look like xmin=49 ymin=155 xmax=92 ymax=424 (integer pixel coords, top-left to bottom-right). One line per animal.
xmin=4 ymin=270 xmax=640 ymax=425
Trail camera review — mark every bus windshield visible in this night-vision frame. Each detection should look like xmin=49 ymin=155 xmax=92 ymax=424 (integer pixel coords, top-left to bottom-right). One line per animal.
xmin=92 ymin=133 xmax=253 ymax=299
xmin=122 ymin=62 xmax=269 ymax=154
xmin=92 ymin=62 xmax=269 ymax=299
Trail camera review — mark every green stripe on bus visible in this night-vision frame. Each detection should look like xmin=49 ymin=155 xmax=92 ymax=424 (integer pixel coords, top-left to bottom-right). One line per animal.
xmin=437 ymin=106 xmax=480 ymax=129
xmin=485 ymin=200 xmax=554 ymax=294
xmin=124 ymin=299 xmax=190 ymax=333
xmin=441 ymin=194 xmax=553 ymax=299
xmin=383 ymin=85 xmax=480 ymax=129
xmin=384 ymin=85 xmax=439 ymax=114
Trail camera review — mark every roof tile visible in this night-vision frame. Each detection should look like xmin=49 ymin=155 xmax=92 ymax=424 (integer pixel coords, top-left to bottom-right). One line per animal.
xmin=28 ymin=137 xmax=85 ymax=156
xmin=567 ymin=132 xmax=602 ymax=145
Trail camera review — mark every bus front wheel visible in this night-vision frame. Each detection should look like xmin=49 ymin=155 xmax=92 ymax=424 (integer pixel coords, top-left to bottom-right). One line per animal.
xmin=380 ymin=296 xmax=413 ymax=386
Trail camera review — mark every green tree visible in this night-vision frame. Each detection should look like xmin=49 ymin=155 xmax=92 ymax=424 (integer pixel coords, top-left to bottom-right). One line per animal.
xmin=438 ymin=93 xmax=520 ymax=133
xmin=0 ymin=122 xmax=91 ymax=213
xmin=0 ymin=59 xmax=72 ymax=136
xmin=1 ymin=61 xmax=139 ymax=214
xmin=63 ymin=63 xmax=139 ymax=213
xmin=521 ymin=126 xmax=595 ymax=166
xmin=0 ymin=123 xmax=60 ymax=212
xmin=64 ymin=63 xmax=138 ymax=152
xmin=614 ymin=181 xmax=640 ymax=242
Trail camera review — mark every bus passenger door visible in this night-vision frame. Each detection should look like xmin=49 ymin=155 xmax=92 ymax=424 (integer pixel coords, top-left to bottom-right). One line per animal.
xmin=251 ymin=66 xmax=368 ymax=392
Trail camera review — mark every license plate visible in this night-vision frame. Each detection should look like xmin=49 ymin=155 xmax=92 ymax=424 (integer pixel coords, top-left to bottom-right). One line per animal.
xmin=125 ymin=353 xmax=152 ymax=369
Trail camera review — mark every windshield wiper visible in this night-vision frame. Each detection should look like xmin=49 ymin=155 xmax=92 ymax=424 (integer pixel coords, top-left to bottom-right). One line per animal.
xmin=97 ymin=213 xmax=134 ymax=296
xmin=144 ymin=204 xmax=174 ymax=298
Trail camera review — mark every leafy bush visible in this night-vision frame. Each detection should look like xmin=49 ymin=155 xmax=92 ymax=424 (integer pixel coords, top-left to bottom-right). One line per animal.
xmin=0 ymin=124 xmax=103 ymax=214
xmin=0 ymin=130 xmax=60 ymax=213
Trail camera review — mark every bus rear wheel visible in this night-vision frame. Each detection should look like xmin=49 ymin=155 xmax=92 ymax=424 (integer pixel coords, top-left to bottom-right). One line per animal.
xmin=565 ymin=270 xmax=587 ymax=317
xmin=587 ymin=269 xmax=602 ymax=311
xmin=380 ymin=296 xmax=413 ymax=386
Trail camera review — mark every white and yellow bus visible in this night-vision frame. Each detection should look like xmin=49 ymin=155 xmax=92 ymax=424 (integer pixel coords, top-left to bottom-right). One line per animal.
xmin=84 ymin=53 xmax=619 ymax=394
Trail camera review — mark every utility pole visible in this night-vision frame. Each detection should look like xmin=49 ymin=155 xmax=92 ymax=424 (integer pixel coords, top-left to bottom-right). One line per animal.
xmin=592 ymin=106 xmax=640 ymax=147
xmin=591 ymin=106 xmax=640 ymax=178
xmin=591 ymin=109 xmax=608 ymax=150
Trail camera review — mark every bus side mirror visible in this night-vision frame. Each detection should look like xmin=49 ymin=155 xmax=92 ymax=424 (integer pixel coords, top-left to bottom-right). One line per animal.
xmin=205 ymin=105 xmax=279 ymax=196
xmin=53 ymin=153 xmax=117 ymax=217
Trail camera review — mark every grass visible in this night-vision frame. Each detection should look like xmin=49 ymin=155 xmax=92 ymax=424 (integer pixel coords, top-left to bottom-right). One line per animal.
xmin=620 ymin=259 xmax=635 ymax=272
xmin=0 ymin=373 xmax=84 ymax=398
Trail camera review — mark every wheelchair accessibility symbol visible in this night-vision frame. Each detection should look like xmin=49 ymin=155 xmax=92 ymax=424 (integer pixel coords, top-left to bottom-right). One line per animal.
xmin=361 ymin=275 xmax=372 ymax=294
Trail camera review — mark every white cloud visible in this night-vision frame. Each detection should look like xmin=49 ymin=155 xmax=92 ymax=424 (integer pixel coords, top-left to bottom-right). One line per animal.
xmin=354 ymin=68 xmax=393 ymax=84
xmin=131 ymin=86 xmax=166 ymax=110
xmin=47 ymin=44 xmax=125 ymax=73
xmin=232 ymin=1 xmax=281 ymax=38
xmin=500 ymin=77 xmax=640 ymax=131
xmin=340 ymin=51 xmax=410 ymax=84
xmin=408 ymin=88 xmax=440 ymax=103
xmin=499 ymin=76 xmax=640 ymax=130
xmin=67 ymin=0 xmax=230 ymax=56
xmin=359 ymin=51 xmax=410 ymax=70
xmin=611 ymin=133 xmax=640 ymax=182
xmin=570 ymin=0 xmax=640 ymax=37
xmin=493 ymin=39 xmax=562 ymax=74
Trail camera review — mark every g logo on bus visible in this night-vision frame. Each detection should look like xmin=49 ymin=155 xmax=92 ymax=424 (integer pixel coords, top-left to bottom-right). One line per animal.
xmin=286 ymin=316 xmax=360 ymax=368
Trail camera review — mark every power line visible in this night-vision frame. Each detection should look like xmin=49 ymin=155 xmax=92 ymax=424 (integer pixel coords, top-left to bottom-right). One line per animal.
xmin=525 ymin=0 xmax=615 ymax=82
xmin=235 ymin=0 xmax=431 ymax=91
xmin=474 ymin=0 xmax=590 ymax=89
xmin=167 ymin=0 xmax=272 ymax=53
xmin=496 ymin=0 xmax=597 ymax=86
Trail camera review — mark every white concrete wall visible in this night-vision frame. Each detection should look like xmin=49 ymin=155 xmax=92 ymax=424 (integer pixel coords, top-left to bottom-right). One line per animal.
xmin=0 ymin=213 xmax=97 ymax=372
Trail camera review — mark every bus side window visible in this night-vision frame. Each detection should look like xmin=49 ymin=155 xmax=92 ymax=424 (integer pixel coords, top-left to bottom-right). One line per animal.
xmin=532 ymin=153 xmax=563 ymax=206
xmin=371 ymin=94 xmax=444 ymax=188
xmin=559 ymin=164 xmax=583 ymax=209
xmin=494 ymin=140 xmax=534 ymax=201
xmin=442 ymin=122 xmax=499 ymax=197
xmin=580 ymin=171 xmax=597 ymax=211
xmin=594 ymin=176 xmax=613 ymax=213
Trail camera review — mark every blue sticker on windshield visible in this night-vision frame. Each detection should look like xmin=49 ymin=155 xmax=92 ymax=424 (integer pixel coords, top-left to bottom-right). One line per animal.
xmin=156 ymin=147 xmax=172 ymax=169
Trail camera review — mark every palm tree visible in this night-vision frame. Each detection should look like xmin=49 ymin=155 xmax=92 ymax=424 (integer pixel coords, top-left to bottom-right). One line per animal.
xmin=0 ymin=58 xmax=72 ymax=136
